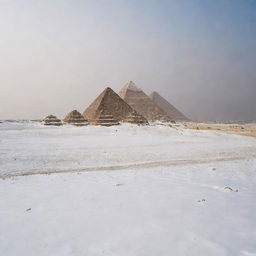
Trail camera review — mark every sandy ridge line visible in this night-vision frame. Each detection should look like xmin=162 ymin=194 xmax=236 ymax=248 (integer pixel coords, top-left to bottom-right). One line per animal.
xmin=1 ymin=156 xmax=254 ymax=179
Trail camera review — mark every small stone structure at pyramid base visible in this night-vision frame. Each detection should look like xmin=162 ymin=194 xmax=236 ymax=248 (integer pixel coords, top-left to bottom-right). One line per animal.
xmin=123 ymin=111 xmax=149 ymax=125
xmin=153 ymin=117 xmax=176 ymax=124
xmin=42 ymin=115 xmax=63 ymax=126
xmin=63 ymin=110 xmax=89 ymax=126
xmin=90 ymin=110 xmax=120 ymax=126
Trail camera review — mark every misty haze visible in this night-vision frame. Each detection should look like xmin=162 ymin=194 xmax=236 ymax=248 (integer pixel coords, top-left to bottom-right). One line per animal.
xmin=0 ymin=0 xmax=256 ymax=121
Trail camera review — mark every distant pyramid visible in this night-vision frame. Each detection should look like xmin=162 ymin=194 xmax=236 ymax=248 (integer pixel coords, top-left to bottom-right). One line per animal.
xmin=63 ymin=110 xmax=89 ymax=126
xmin=83 ymin=87 xmax=148 ymax=126
xmin=42 ymin=115 xmax=62 ymax=126
xmin=149 ymin=91 xmax=190 ymax=121
xmin=119 ymin=81 xmax=171 ymax=122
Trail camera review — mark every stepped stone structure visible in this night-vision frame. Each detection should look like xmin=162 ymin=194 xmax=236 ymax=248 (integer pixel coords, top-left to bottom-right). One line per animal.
xmin=92 ymin=109 xmax=120 ymax=126
xmin=119 ymin=81 xmax=171 ymax=122
xmin=83 ymin=87 xmax=148 ymax=126
xmin=42 ymin=115 xmax=62 ymax=126
xmin=149 ymin=91 xmax=190 ymax=121
xmin=63 ymin=110 xmax=89 ymax=126
xmin=123 ymin=110 xmax=148 ymax=125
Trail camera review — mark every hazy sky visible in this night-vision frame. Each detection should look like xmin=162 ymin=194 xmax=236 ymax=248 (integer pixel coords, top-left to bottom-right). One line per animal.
xmin=0 ymin=0 xmax=256 ymax=121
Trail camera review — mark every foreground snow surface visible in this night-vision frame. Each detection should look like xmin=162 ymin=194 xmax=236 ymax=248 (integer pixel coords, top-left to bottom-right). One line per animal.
xmin=0 ymin=121 xmax=256 ymax=255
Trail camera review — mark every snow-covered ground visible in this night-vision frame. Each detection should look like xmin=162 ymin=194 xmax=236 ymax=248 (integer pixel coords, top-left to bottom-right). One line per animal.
xmin=0 ymin=121 xmax=256 ymax=255
xmin=0 ymin=121 xmax=255 ymax=177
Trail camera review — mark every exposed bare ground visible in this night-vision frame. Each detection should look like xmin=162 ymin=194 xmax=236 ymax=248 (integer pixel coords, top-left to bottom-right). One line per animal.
xmin=175 ymin=123 xmax=256 ymax=137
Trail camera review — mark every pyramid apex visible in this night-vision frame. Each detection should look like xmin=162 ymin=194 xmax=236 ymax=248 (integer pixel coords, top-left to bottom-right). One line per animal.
xmin=150 ymin=91 xmax=160 ymax=98
xmin=70 ymin=109 xmax=79 ymax=113
xmin=124 ymin=81 xmax=142 ymax=92
xmin=102 ymin=87 xmax=116 ymax=95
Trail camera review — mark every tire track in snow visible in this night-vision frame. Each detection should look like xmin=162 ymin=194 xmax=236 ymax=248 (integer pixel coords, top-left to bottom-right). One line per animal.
xmin=1 ymin=155 xmax=254 ymax=179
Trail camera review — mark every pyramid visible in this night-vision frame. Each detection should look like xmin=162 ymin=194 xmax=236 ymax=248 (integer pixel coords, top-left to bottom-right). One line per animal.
xmin=149 ymin=92 xmax=190 ymax=121
xmin=63 ymin=110 xmax=89 ymax=126
xmin=83 ymin=87 xmax=148 ymax=126
xmin=123 ymin=110 xmax=149 ymax=125
xmin=119 ymin=81 xmax=172 ymax=122
xmin=91 ymin=109 xmax=120 ymax=126
xmin=42 ymin=115 xmax=62 ymax=126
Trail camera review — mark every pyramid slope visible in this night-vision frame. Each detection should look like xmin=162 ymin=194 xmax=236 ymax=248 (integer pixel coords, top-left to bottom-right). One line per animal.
xmin=119 ymin=81 xmax=171 ymax=122
xmin=83 ymin=87 xmax=148 ymax=124
xmin=150 ymin=92 xmax=190 ymax=121
xmin=63 ymin=110 xmax=89 ymax=126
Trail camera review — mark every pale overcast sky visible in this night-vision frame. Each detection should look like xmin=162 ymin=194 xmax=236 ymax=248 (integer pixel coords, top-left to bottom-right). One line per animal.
xmin=0 ymin=0 xmax=256 ymax=121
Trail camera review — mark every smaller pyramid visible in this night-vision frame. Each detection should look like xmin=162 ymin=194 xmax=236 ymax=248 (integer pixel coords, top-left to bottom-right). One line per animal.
xmin=83 ymin=87 xmax=148 ymax=125
xmin=119 ymin=81 xmax=171 ymax=122
xmin=123 ymin=110 xmax=149 ymax=125
xmin=63 ymin=110 xmax=89 ymax=126
xmin=149 ymin=92 xmax=190 ymax=121
xmin=42 ymin=115 xmax=62 ymax=126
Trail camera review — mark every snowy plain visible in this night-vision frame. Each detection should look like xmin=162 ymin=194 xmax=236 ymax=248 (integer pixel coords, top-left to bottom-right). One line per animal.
xmin=0 ymin=121 xmax=256 ymax=256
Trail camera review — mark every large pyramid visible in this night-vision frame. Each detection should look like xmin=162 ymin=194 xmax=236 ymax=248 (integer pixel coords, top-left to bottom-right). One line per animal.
xmin=149 ymin=91 xmax=190 ymax=121
xmin=83 ymin=87 xmax=148 ymax=126
xmin=119 ymin=81 xmax=171 ymax=122
xmin=63 ymin=110 xmax=89 ymax=126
